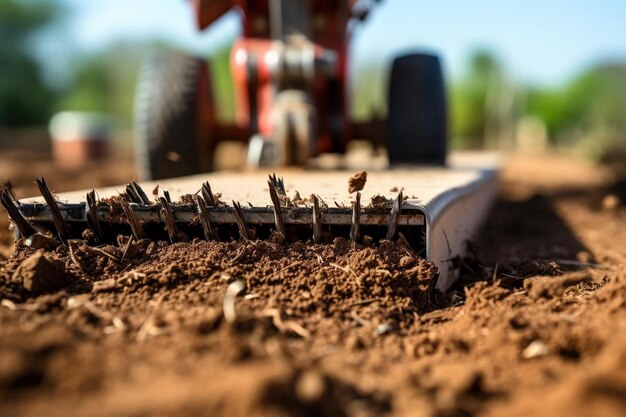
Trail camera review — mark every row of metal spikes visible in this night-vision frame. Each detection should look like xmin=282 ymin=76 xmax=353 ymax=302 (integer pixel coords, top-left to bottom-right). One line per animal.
xmin=0 ymin=175 xmax=404 ymax=247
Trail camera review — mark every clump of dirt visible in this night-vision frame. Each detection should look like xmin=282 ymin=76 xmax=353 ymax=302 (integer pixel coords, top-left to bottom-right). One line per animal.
xmin=348 ymin=171 xmax=367 ymax=194
xmin=291 ymin=190 xmax=307 ymax=206
xmin=524 ymin=270 xmax=595 ymax=299
xmin=179 ymin=193 xmax=196 ymax=205
xmin=370 ymin=194 xmax=391 ymax=208
xmin=12 ymin=250 xmax=68 ymax=295
xmin=98 ymin=195 xmax=128 ymax=223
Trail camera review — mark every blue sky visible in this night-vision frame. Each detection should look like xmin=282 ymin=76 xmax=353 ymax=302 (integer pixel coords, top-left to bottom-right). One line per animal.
xmin=61 ymin=0 xmax=626 ymax=86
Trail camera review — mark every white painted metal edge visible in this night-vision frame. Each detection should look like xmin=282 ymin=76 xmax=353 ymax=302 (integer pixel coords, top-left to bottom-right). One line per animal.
xmin=414 ymin=168 xmax=498 ymax=292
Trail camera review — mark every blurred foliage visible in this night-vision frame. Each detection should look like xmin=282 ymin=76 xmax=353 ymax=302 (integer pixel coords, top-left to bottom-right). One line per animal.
xmin=351 ymin=62 xmax=385 ymax=121
xmin=527 ymin=64 xmax=626 ymax=143
xmin=451 ymin=50 xmax=504 ymax=146
xmin=209 ymin=46 xmax=236 ymax=123
xmin=57 ymin=44 xmax=144 ymax=127
xmin=0 ymin=0 xmax=59 ymax=126
xmin=56 ymin=42 xmax=237 ymax=128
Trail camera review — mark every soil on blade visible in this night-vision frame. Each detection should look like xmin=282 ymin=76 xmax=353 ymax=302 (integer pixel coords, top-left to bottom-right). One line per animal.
xmin=1 ymin=152 xmax=626 ymax=417
xmin=349 ymin=171 xmax=367 ymax=194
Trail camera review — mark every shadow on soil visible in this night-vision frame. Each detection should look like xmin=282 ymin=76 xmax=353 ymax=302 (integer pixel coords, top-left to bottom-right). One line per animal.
xmin=451 ymin=192 xmax=595 ymax=291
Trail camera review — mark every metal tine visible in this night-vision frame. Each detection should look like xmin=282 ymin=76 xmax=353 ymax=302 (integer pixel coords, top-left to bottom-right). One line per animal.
xmin=126 ymin=181 xmax=150 ymax=204
xmin=121 ymin=200 xmax=146 ymax=240
xmin=268 ymin=173 xmax=286 ymax=194
xmin=317 ymin=195 xmax=328 ymax=209
xmin=133 ymin=181 xmax=150 ymax=204
xmin=350 ymin=192 xmax=361 ymax=243
xmin=194 ymin=194 xmax=216 ymax=241
xmin=312 ymin=194 xmax=322 ymax=244
xmin=386 ymin=191 xmax=403 ymax=241
xmin=268 ymin=180 xmax=286 ymax=239
xmin=277 ymin=177 xmax=285 ymax=194
xmin=2 ymin=180 xmax=19 ymax=205
xmin=85 ymin=190 xmax=104 ymax=243
xmin=201 ymin=182 xmax=216 ymax=206
xmin=232 ymin=201 xmax=250 ymax=240
xmin=36 ymin=178 xmax=70 ymax=244
xmin=163 ymin=190 xmax=173 ymax=204
xmin=0 ymin=188 xmax=37 ymax=238
xmin=159 ymin=196 xmax=179 ymax=243
xmin=125 ymin=185 xmax=139 ymax=203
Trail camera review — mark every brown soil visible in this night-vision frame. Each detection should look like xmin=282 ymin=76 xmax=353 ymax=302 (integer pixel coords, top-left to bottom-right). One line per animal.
xmin=2 ymin=151 xmax=626 ymax=417
xmin=349 ymin=171 xmax=367 ymax=194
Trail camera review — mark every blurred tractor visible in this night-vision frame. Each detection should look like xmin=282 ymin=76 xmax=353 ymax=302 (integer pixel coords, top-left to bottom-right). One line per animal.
xmin=134 ymin=0 xmax=447 ymax=179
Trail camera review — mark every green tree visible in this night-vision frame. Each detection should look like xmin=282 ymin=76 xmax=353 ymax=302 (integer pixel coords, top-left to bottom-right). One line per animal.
xmin=0 ymin=0 xmax=59 ymax=126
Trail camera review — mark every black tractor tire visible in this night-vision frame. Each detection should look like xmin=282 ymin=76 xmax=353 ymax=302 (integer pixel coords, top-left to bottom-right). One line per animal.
xmin=134 ymin=51 xmax=209 ymax=180
xmin=386 ymin=53 xmax=447 ymax=166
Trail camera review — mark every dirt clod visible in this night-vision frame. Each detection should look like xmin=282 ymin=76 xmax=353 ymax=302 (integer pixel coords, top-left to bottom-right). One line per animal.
xmin=12 ymin=251 xmax=68 ymax=295
xmin=524 ymin=271 xmax=594 ymax=299
xmin=370 ymin=194 xmax=390 ymax=208
xmin=348 ymin=171 xmax=367 ymax=194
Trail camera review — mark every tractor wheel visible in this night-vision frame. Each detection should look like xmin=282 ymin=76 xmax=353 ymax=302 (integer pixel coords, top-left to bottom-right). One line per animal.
xmin=386 ymin=53 xmax=447 ymax=166
xmin=134 ymin=51 xmax=214 ymax=180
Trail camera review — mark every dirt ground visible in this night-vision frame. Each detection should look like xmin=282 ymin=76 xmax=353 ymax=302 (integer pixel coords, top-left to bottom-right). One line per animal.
xmin=1 ymin=150 xmax=626 ymax=417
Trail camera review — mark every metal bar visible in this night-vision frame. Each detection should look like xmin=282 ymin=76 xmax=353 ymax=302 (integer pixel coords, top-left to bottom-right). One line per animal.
xmin=17 ymin=203 xmax=424 ymax=227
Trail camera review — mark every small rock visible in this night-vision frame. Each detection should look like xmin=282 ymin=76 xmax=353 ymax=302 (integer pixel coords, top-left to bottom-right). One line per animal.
xmin=24 ymin=233 xmax=59 ymax=251
xmin=375 ymin=323 xmax=394 ymax=336
xmin=522 ymin=340 xmax=549 ymax=359
xmin=295 ymin=370 xmax=326 ymax=402
xmin=602 ymin=194 xmax=620 ymax=210
xmin=348 ymin=171 xmax=367 ymax=194
xmin=13 ymin=251 xmax=68 ymax=295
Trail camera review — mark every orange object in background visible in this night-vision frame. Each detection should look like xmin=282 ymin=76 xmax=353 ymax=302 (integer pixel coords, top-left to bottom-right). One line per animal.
xmin=49 ymin=112 xmax=111 ymax=170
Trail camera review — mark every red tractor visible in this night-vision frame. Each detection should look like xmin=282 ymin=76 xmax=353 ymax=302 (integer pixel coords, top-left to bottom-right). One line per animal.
xmin=134 ymin=0 xmax=447 ymax=179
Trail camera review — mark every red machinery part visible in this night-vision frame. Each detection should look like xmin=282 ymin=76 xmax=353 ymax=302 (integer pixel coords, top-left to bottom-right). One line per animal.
xmin=191 ymin=0 xmax=363 ymax=155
